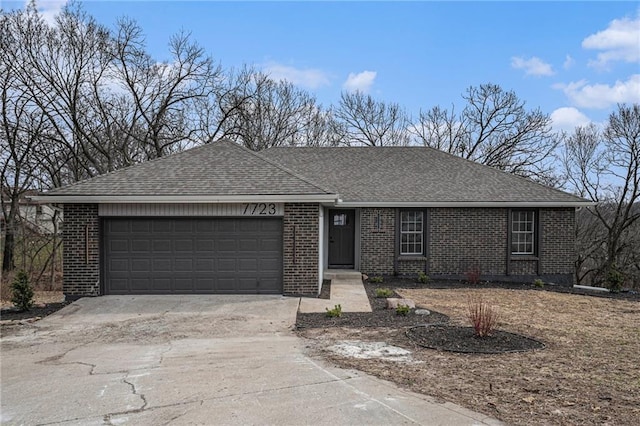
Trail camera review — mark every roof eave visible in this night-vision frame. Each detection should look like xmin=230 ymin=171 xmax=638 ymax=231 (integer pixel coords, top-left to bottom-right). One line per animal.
xmin=30 ymin=194 xmax=340 ymax=204
xmin=332 ymin=201 xmax=595 ymax=208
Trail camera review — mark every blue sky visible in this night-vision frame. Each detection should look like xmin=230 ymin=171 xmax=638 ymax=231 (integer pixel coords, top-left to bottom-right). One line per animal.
xmin=5 ymin=1 xmax=640 ymax=131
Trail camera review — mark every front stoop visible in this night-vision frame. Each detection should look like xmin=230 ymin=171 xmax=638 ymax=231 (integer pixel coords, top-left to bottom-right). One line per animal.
xmin=323 ymin=269 xmax=363 ymax=281
xmin=299 ymin=271 xmax=372 ymax=313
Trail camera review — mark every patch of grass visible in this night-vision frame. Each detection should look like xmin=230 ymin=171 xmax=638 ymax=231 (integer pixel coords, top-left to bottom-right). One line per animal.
xmin=325 ymin=304 xmax=342 ymax=318
xmin=534 ymin=278 xmax=544 ymax=288
xmin=396 ymin=304 xmax=411 ymax=316
xmin=417 ymin=271 xmax=430 ymax=284
xmin=375 ymin=288 xmax=393 ymax=298
xmin=369 ymin=276 xmax=384 ymax=284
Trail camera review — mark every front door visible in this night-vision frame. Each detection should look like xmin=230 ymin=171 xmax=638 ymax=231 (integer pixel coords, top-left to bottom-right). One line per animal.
xmin=328 ymin=209 xmax=355 ymax=268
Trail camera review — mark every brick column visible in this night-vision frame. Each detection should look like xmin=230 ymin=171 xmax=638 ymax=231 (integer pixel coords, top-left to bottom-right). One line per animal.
xmin=63 ymin=204 xmax=100 ymax=297
xmin=283 ymin=203 xmax=319 ymax=295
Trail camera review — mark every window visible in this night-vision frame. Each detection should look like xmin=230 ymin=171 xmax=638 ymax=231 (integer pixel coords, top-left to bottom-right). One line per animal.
xmin=333 ymin=213 xmax=347 ymax=226
xmin=400 ymin=210 xmax=423 ymax=255
xmin=511 ymin=211 xmax=535 ymax=255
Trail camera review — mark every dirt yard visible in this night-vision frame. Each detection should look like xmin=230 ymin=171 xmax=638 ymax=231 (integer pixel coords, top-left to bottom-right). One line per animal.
xmin=300 ymin=288 xmax=640 ymax=425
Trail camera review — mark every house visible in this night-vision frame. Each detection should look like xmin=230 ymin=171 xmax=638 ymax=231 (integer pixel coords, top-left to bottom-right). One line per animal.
xmin=1 ymin=188 xmax=62 ymax=235
xmin=33 ymin=140 xmax=591 ymax=298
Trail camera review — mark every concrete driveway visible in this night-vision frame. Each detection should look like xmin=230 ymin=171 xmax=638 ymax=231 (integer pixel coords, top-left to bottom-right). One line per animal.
xmin=1 ymin=295 xmax=500 ymax=425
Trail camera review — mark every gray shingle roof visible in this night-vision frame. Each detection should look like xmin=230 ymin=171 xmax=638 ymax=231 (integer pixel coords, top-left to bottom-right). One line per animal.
xmin=260 ymin=146 xmax=588 ymax=204
xmin=45 ymin=140 xmax=332 ymax=197
xmin=41 ymin=140 xmax=589 ymax=206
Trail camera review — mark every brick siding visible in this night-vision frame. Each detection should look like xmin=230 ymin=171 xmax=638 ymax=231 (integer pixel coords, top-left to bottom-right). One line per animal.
xmin=357 ymin=207 xmax=575 ymax=284
xmin=359 ymin=208 xmax=395 ymax=275
xmin=539 ymin=208 xmax=575 ymax=282
xmin=283 ymin=203 xmax=319 ymax=295
xmin=430 ymin=208 xmax=508 ymax=276
xmin=62 ymin=204 xmax=100 ymax=297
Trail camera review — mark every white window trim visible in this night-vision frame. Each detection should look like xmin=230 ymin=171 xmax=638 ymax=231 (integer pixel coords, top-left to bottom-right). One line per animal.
xmin=400 ymin=210 xmax=424 ymax=256
xmin=511 ymin=210 xmax=535 ymax=255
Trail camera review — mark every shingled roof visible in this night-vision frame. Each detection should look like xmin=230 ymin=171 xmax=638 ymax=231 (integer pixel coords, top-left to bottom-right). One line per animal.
xmin=41 ymin=140 xmax=337 ymax=203
xmin=260 ymin=146 xmax=589 ymax=206
xmin=38 ymin=140 xmax=590 ymax=206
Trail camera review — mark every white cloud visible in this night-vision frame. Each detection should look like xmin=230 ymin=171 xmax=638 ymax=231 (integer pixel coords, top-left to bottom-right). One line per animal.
xmin=343 ymin=70 xmax=377 ymax=93
xmin=550 ymin=107 xmax=591 ymax=132
xmin=582 ymin=15 xmax=640 ymax=69
xmin=553 ymin=74 xmax=640 ymax=109
xmin=510 ymin=56 xmax=555 ymax=77
xmin=563 ymin=55 xmax=575 ymax=70
xmin=262 ymin=62 xmax=330 ymax=89
xmin=27 ymin=0 xmax=68 ymax=25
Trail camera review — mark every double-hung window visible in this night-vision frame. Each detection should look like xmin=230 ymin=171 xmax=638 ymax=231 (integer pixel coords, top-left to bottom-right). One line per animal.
xmin=511 ymin=211 xmax=535 ymax=255
xmin=400 ymin=210 xmax=424 ymax=255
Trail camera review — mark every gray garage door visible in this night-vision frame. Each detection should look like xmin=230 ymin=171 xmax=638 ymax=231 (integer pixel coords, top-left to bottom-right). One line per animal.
xmin=103 ymin=218 xmax=282 ymax=294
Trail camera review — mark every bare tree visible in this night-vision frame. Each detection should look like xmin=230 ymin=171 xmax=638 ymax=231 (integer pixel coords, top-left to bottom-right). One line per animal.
xmin=111 ymin=18 xmax=224 ymax=158
xmin=334 ymin=91 xmax=411 ymax=147
xmin=564 ymin=104 xmax=640 ymax=288
xmin=0 ymin=6 xmax=51 ymax=272
xmin=222 ymin=73 xmax=325 ymax=150
xmin=412 ymin=84 xmax=559 ymax=182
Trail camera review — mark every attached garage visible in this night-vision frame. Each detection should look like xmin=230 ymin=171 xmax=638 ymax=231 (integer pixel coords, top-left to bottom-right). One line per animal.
xmin=103 ymin=217 xmax=283 ymax=295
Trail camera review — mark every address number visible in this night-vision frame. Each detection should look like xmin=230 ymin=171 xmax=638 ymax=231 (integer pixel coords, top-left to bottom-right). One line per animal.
xmin=242 ymin=203 xmax=277 ymax=215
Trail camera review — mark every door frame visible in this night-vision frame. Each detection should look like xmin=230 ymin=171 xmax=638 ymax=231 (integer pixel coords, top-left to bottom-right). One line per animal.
xmin=326 ymin=208 xmax=358 ymax=269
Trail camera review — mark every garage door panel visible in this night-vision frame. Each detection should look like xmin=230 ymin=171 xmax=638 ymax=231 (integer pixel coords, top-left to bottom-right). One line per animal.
xmin=109 ymin=259 xmax=129 ymax=272
xmin=109 ymin=240 xmax=129 ymax=253
xmin=217 ymin=239 xmax=237 ymax=252
xmin=153 ymin=240 xmax=172 ymax=252
xmin=131 ymin=240 xmax=151 ymax=252
xmin=109 ymin=221 xmax=130 ymax=233
xmin=261 ymin=238 xmax=280 ymax=251
xmin=152 ymin=220 xmax=173 ymax=232
xmin=153 ymin=278 xmax=172 ymax=291
xmin=131 ymin=259 xmax=151 ymax=271
xmin=174 ymin=239 xmax=194 ymax=252
xmin=238 ymin=258 xmax=258 ymax=271
xmin=104 ymin=218 xmax=282 ymax=294
xmin=174 ymin=259 xmax=193 ymax=272
xmin=131 ymin=221 xmax=152 ymax=233
xmin=196 ymin=239 xmax=214 ymax=251
xmin=153 ymin=259 xmax=171 ymax=272
xmin=196 ymin=258 xmax=215 ymax=271
xmin=218 ymin=258 xmax=237 ymax=272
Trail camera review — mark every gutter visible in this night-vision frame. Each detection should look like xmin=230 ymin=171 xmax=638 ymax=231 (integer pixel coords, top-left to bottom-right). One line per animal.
xmin=329 ymin=201 xmax=595 ymax=208
xmin=29 ymin=194 xmax=341 ymax=204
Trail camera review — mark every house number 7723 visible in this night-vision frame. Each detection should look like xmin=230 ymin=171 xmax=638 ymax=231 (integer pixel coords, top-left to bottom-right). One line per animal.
xmin=242 ymin=203 xmax=277 ymax=215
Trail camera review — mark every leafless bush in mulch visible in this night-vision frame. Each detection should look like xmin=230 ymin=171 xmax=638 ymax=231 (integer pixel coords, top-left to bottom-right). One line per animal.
xmin=298 ymin=278 xmax=640 ymax=425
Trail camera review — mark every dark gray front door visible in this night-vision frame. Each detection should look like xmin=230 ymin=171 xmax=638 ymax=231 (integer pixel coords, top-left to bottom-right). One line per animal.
xmin=328 ymin=209 xmax=355 ymax=268
xmin=103 ymin=218 xmax=282 ymax=294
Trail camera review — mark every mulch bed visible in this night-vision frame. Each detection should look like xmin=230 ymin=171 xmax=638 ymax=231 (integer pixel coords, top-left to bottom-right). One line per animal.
xmin=406 ymin=324 xmax=545 ymax=354
xmin=297 ymin=278 xmax=554 ymax=353
xmin=296 ymin=281 xmax=450 ymax=329
xmin=0 ymin=302 xmax=70 ymax=322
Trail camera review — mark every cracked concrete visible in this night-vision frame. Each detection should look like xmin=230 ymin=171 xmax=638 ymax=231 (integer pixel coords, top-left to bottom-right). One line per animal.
xmin=0 ymin=295 xmax=501 ymax=425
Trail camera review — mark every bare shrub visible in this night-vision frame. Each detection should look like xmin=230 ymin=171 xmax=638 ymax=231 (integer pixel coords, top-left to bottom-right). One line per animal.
xmin=467 ymin=297 xmax=499 ymax=338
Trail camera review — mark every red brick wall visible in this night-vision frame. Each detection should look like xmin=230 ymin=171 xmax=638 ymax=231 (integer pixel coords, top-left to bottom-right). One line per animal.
xmin=62 ymin=204 xmax=100 ymax=297
xmin=283 ymin=203 xmax=319 ymax=295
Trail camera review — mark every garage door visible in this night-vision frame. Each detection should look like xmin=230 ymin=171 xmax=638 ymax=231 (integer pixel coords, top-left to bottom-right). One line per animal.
xmin=103 ymin=218 xmax=282 ymax=294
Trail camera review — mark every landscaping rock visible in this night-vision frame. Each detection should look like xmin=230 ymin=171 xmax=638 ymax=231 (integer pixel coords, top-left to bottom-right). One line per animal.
xmin=361 ymin=273 xmax=369 ymax=281
xmin=386 ymin=298 xmax=416 ymax=309
xmin=415 ymin=309 xmax=431 ymax=315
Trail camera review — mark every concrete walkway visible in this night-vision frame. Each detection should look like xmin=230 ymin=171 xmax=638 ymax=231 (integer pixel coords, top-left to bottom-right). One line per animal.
xmin=0 ymin=295 xmax=502 ymax=425
xmin=298 ymin=270 xmax=372 ymax=313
